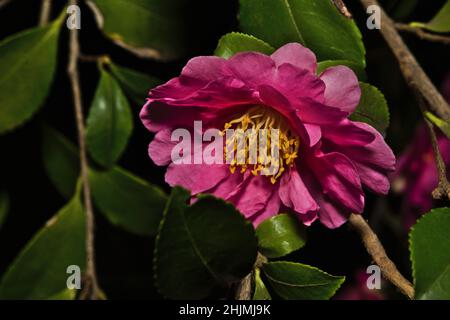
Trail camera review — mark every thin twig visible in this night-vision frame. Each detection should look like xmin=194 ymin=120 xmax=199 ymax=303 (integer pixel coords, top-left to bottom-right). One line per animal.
xmin=349 ymin=214 xmax=415 ymax=299
xmin=395 ymin=23 xmax=450 ymax=46
xmin=415 ymin=93 xmax=450 ymax=200
xmin=360 ymin=0 xmax=450 ymax=120
xmin=38 ymin=0 xmax=51 ymax=26
xmin=235 ymin=253 xmax=267 ymax=300
xmin=68 ymin=0 xmax=101 ymax=300
xmin=235 ymin=273 xmax=253 ymax=300
xmin=426 ymin=119 xmax=450 ymax=199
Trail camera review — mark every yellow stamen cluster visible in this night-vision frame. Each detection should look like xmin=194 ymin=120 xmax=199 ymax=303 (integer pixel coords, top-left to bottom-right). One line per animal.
xmin=222 ymin=106 xmax=300 ymax=184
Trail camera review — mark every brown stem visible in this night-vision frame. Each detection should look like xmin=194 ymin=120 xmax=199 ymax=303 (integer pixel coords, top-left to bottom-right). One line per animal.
xmin=38 ymin=0 xmax=51 ymax=26
xmin=235 ymin=253 xmax=267 ymax=300
xmin=415 ymin=93 xmax=450 ymax=200
xmin=395 ymin=23 xmax=450 ymax=46
xmin=360 ymin=0 xmax=450 ymax=120
xmin=426 ymin=119 xmax=450 ymax=199
xmin=235 ymin=273 xmax=253 ymax=300
xmin=349 ymin=214 xmax=415 ymax=299
xmin=332 ymin=0 xmax=352 ymax=18
xmin=68 ymin=0 xmax=101 ymax=300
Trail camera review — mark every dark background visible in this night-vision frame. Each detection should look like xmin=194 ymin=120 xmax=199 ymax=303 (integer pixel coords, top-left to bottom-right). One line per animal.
xmin=0 ymin=0 xmax=448 ymax=299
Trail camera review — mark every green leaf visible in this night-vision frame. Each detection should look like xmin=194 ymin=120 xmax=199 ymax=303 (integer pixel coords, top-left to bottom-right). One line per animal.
xmin=89 ymin=166 xmax=167 ymax=236
xmin=425 ymin=112 xmax=450 ymax=140
xmin=86 ymin=69 xmax=133 ymax=168
xmin=0 ymin=189 xmax=10 ymax=228
xmin=215 ymin=32 xmax=275 ymax=59
xmin=0 ymin=193 xmax=86 ymax=299
xmin=87 ymin=0 xmax=188 ymax=60
xmin=253 ymin=268 xmax=271 ymax=300
xmin=262 ymin=261 xmax=345 ymax=300
xmin=256 ymin=213 xmax=306 ymax=258
xmin=109 ymin=62 xmax=161 ymax=105
xmin=317 ymin=60 xmax=366 ymax=81
xmin=0 ymin=15 xmax=62 ymax=134
xmin=239 ymin=0 xmax=365 ymax=66
xmin=154 ymin=187 xmax=258 ymax=299
xmin=410 ymin=207 xmax=450 ymax=300
xmin=410 ymin=1 xmax=450 ymax=33
xmin=42 ymin=126 xmax=80 ymax=199
xmin=349 ymin=83 xmax=389 ymax=136
xmin=46 ymin=288 xmax=77 ymax=300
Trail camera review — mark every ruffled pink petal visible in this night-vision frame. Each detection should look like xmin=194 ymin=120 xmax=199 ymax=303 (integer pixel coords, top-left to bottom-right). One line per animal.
xmin=228 ymin=52 xmax=276 ymax=87
xmin=148 ymin=129 xmax=178 ymax=166
xmin=228 ymin=174 xmax=274 ymax=218
xmin=309 ymin=150 xmax=365 ymax=213
xmin=319 ymin=66 xmax=361 ymax=113
xmin=206 ymin=171 xmax=245 ymax=200
xmin=149 ymin=77 xmax=256 ymax=108
xmin=165 ymin=163 xmax=229 ymax=195
xmin=140 ymin=101 xmax=215 ymax=132
xmin=273 ymin=63 xmax=325 ymax=103
xmin=304 ymin=123 xmax=321 ymax=146
xmin=296 ymin=98 xmax=348 ymax=125
xmin=181 ymin=56 xmax=230 ymax=82
xmin=271 ymin=43 xmax=317 ymax=74
xmin=257 ymin=84 xmax=311 ymax=147
xmin=279 ymin=168 xmax=319 ymax=214
xmin=298 ymin=211 xmax=319 ymax=226
xmin=328 ymin=122 xmax=395 ymax=194
xmin=317 ymin=194 xmax=351 ymax=229
xmin=251 ymin=188 xmax=282 ymax=226
xmin=322 ymin=119 xmax=375 ymax=147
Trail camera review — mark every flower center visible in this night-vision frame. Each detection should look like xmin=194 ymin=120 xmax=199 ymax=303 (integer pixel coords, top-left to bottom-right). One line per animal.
xmin=221 ymin=106 xmax=300 ymax=184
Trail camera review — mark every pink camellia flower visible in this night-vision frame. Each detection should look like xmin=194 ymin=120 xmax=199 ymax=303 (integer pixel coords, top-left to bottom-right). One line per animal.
xmin=140 ymin=43 xmax=395 ymax=228
xmin=391 ymin=126 xmax=450 ymax=230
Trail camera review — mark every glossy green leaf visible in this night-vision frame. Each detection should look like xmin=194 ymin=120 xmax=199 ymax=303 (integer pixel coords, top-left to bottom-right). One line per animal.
xmin=410 ymin=1 xmax=450 ymax=33
xmin=0 ymin=16 xmax=62 ymax=134
xmin=87 ymin=0 xmax=188 ymax=60
xmin=253 ymin=268 xmax=271 ymax=300
xmin=410 ymin=207 xmax=450 ymax=300
xmin=89 ymin=166 xmax=167 ymax=236
xmin=109 ymin=62 xmax=161 ymax=105
xmin=239 ymin=0 xmax=365 ymax=65
xmin=215 ymin=32 xmax=275 ymax=59
xmin=0 ymin=189 xmax=10 ymax=228
xmin=256 ymin=213 xmax=306 ymax=258
xmin=42 ymin=126 xmax=80 ymax=199
xmin=0 ymin=193 xmax=86 ymax=299
xmin=86 ymin=70 xmax=133 ymax=168
xmin=262 ymin=261 xmax=345 ymax=300
xmin=317 ymin=59 xmax=366 ymax=81
xmin=154 ymin=187 xmax=258 ymax=299
xmin=350 ymin=83 xmax=389 ymax=136
xmin=425 ymin=112 xmax=450 ymax=140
